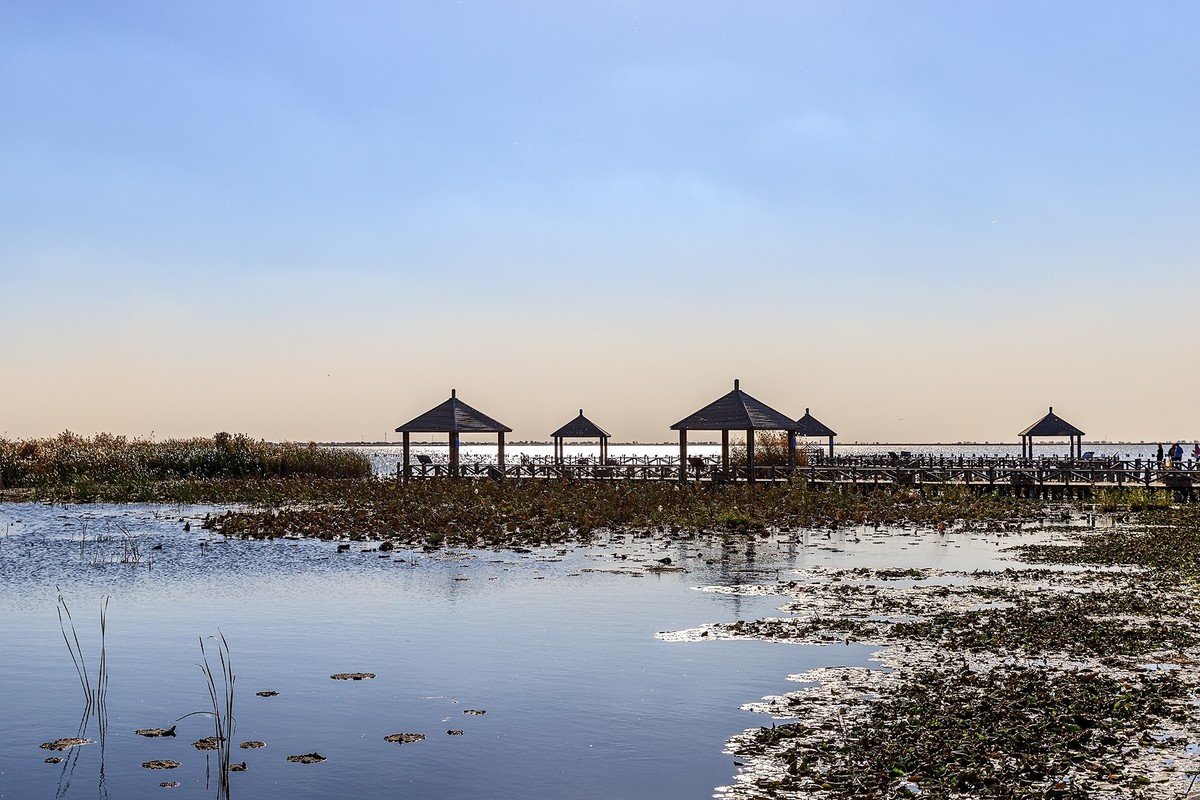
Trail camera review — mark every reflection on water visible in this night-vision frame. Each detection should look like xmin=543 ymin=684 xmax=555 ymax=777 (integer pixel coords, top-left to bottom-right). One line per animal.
xmin=0 ymin=502 xmax=1059 ymax=800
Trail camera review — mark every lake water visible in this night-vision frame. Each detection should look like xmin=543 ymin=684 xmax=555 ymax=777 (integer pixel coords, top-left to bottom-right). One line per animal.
xmin=0 ymin=502 xmax=1060 ymax=799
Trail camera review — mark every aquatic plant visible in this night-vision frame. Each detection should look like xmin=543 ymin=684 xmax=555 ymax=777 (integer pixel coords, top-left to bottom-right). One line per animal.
xmin=55 ymin=591 xmax=109 ymax=724
xmin=0 ymin=432 xmax=370 ymax=498
xmin=179 ymin=633 xmax=236 ymax=797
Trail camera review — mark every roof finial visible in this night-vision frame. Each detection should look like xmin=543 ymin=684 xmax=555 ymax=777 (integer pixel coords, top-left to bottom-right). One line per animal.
xmin=806 ymin=408 xmax=810 ymax=415
xmin=451 ymin=388 xmax=457 ymax=399
xmin=579 ymin=408 xmax=583 ymax=416
xmin=734 ymin=378 xmax=740 ymax=391
xmin=1049 ymin=405 xmax=1053 ymax=413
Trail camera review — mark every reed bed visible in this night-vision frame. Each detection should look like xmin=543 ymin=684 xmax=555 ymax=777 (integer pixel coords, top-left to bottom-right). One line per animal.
xmin=0 ymin=432 xmax=371 ymax=495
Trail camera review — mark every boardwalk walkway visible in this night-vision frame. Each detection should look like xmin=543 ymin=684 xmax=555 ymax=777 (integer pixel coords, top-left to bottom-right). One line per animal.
xmin=399 ymin=454 xmax=1198 ymax=499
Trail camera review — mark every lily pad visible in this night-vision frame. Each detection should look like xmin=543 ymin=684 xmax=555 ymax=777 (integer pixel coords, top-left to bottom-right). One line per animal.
xmin=229 ymin=762 xmax=247 ymax=772
xmin=142 ymin=760 xmax=181 ymax=770
xmin=330 ymin=672 xmax=375 ymax=680
xmin=40 ymin=738 xmax=92 ymax=751
xmin=446 ymin=729 xmax=464 ymax=736
xmin=239 ymin=741 xmax=266 ymax=749
xmin=384 ymin=733 xmax=425 ymax=744
xmin=286 ymin=752 xmax=326 ymax=763
xmin=136 ymin=726 xmax=176 ymax=737
xmin=463 ymin=709 xmax=486 ymax=716
xmin=193 ymin=736 xmax=222 ymax=750
xmin=44 ymin=757 xmax=62 ymax=764
xmin=255 ymin=690 xmax=279 ymax=697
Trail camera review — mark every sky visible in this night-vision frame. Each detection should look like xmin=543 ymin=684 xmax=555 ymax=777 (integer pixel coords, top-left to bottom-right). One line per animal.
xmin=2 ymin=1 xmax=1197 ymax=444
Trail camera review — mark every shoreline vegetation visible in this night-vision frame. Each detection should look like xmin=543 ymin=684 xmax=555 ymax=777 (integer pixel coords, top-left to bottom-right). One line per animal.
xmin=6 ymin=433 xmax=1200 ymax=798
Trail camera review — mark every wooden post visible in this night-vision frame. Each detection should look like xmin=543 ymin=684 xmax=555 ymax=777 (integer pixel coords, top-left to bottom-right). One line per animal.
xmin=679 ymin=430 xmax=689 ymax=480
xmin=828 ymin=435 xmax=834 ymax=458
xmin=402 ymin=431 xmax=411 ymax=481
xmin=498 ymin=431 xmax=506 ymax=472
xmin=788 ymin=431 xmax=797 ymax=468
xmin=746 ymin=429 xmax=755 ymax=483
xmin=721 ymin=430 xmax=730 ymax=472
xmin=449 ymin=431 xmax=460 ymax=478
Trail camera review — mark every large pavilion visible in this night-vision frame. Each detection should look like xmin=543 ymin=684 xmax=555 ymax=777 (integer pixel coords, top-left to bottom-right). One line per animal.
xmin=394 ymin=389 xmax=512 ymax=478
xmin=1018 ymin=407 xmax=1085 ymax=459
xmin=670 ymin=379 xmax=802 ymax=480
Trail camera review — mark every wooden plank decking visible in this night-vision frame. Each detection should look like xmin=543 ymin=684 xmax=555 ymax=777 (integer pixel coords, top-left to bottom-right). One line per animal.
xmin=398 ymin=455 xmax=1198 ymax=498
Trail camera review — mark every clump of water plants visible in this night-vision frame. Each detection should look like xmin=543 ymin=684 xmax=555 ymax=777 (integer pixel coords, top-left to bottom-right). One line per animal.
xmin=0 ymin=431 xmax=370 ymax=498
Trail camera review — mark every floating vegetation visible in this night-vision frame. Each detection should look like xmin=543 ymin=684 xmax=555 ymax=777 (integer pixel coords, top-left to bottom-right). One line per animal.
xmin=229 ymin=762 xmax=247 ymax=772
xmin=202 ymin=479 xmax=1036 ymax=549
xmin=39 ymin=738 xmax=92 ymax=751
xmin=330 ymin=672 xmax=375 ymax=681
xmin=463 ymin=709 xmax=486 ymax=716
xmin=239 ymin=741 xmax=265 ymax=749
xmin=135 ymin=726 xmax=176 ymax=737
xmin=44 ymin=757 xmax=62 ymax=764
xmin=446 ymin=730 xmax=464 ymax=736
xmin=255 ymin=690 xmax=278 ymax=697
xmin=141 ymin=760 xmax=181 ymax=770
xmin=193 ymin=736 xmax=222 ymax=751
xmin=287 ymin=752 xmax=326 ymax=763
xmin=711 ymin=509 xmax=1200 ymax=800
xmin=159 ymin=781 xmax=179 ymax=787
xmin=384 ymin=733 xmax=426 ymax=744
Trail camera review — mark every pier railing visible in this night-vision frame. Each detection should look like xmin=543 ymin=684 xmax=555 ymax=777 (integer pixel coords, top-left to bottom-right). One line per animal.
xmin=398 ymin=454 xmax=1197 ymax=494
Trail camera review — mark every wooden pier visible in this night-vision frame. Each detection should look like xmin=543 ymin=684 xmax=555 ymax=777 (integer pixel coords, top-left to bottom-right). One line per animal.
xmin=398 ymin=454 xmax=1197 ymax=499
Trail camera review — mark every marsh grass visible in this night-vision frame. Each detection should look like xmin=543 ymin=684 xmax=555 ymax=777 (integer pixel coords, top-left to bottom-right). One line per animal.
xmin=179 ymin=633 xmax=235 ymax=798
xmin=0 ymin=431 xmax=370 ymax=495
xmin=55 ymin=591 xmax=109 ymax=723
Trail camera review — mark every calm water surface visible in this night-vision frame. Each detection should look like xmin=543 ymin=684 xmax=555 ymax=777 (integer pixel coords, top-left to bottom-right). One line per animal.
xmin=0 ymin=502 xmax=1056 ymax=799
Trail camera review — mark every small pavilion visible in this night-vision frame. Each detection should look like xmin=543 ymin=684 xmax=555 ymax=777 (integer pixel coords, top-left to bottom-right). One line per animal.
xmin=671 ymin=379 xmax=801 ymax=480
xmin=395 ymin=389 xmax=512 ymax=478
xmin=550 ymin=410 xmax=610 ymax=465
xmin=1018 ymin=406 xmax=1085 ymax=459
xmin=795 ymin=408 xmax=837 ymax=457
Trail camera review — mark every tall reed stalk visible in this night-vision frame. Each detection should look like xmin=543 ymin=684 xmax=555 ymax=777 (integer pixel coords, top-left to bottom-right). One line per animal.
xmin=55 ymin=590 xmax=109 ymax=720
xmin=180 ymin=633 xmax=236 ymax=798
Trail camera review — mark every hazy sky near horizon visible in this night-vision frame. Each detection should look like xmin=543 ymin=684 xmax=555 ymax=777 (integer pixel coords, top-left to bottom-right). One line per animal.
xmin=3 ymin=2 xmax=1197 ymax=444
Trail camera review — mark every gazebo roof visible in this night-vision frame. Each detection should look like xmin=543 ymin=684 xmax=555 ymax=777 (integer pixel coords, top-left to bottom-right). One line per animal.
xmin=795 ymin=408 xmax=837 ymax=437
xmin=1018 ymin=407 xmax=1084 ymax=438
xmin=395 ymin=389 xmax=512 ymax=434
xmin=551 ymin=410 xmax=610 ymax=439
xmin=671 ymin=380 xmax=800 ymax=432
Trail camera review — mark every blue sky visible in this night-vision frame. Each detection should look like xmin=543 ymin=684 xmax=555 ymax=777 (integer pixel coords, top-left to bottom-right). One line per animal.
xmin=3 ymin=2 xmax=1197 ymax=443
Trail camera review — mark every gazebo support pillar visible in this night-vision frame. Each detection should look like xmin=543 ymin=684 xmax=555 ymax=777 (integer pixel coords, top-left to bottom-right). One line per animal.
xmin=679 ymin=430 xmax=688 ymax=482
xmin=788 ymin=431 xmax=797 ymax=468
xmin=402 ymin=431 xmax=411 ymax=480
xmin=721 ymin=430 xmax=729 ymax=473
xmin=498 ymin=432 xmax=506 ymax=473
xmin=449 ymin=431 xmax=460 ymax=478
xmin=746 ymin=429 xmax=755 ymax=482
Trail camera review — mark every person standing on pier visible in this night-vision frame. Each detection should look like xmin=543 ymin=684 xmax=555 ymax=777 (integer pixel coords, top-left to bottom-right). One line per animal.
xmin=1156 ymin=443 xmax=1165 ymax=465
xmin=1170 ymin=442 xmax=1184 ymax=466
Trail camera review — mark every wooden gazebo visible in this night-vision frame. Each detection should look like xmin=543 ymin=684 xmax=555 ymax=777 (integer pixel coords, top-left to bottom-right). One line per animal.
xmin=671 ymin=379 xmax=801 ymax=481
xmin=395 ymin=389 xmax=512 ymax=478
xmin=1018 ymin=406 xmax=1085 ymax=459
xmin=550 ymin=410 xmax=610 ymax=465
xmin=795 ymin=408 xmax=837 ymax=457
